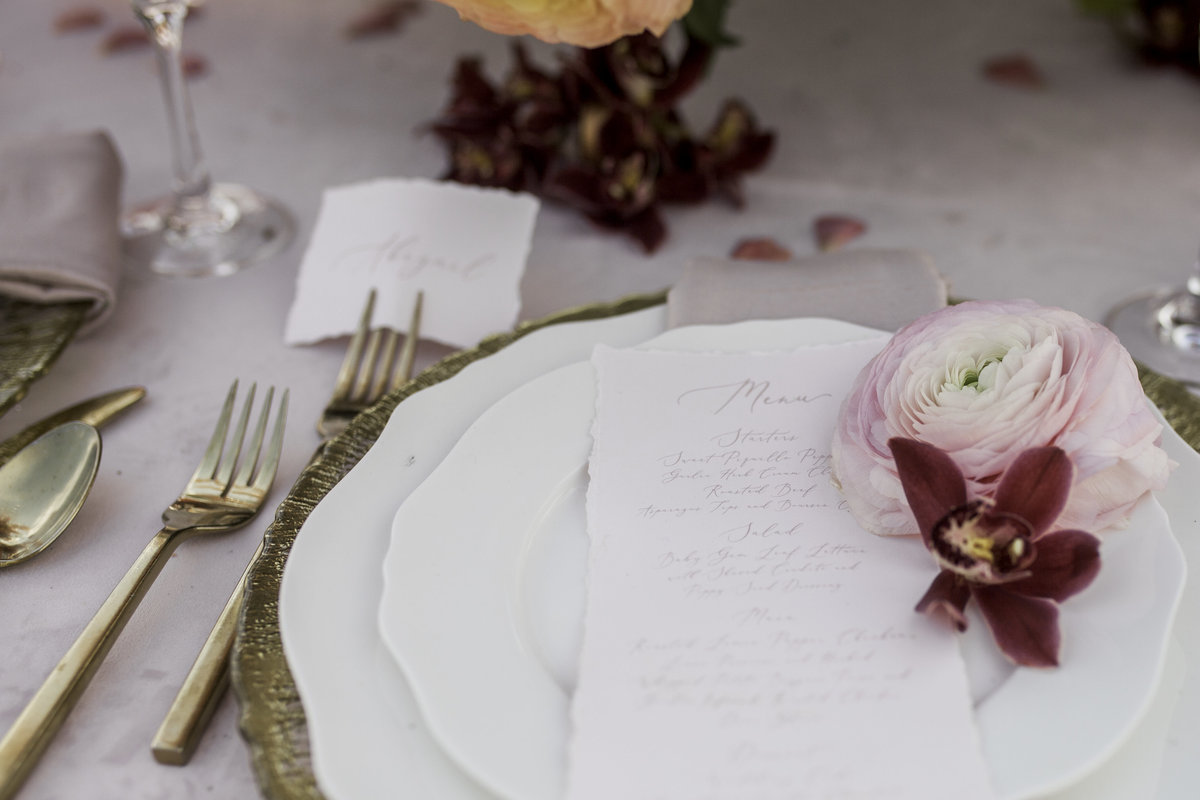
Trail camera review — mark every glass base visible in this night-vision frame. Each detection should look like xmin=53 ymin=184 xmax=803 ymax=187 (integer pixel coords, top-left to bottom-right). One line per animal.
xmin=1106 ymin=289 xmax=1200 ymax=386
xmin=123 ymin=182 xmax=294 ymax=278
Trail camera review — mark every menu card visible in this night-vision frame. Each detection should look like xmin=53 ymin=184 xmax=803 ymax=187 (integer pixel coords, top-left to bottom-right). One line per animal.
xmin=568 ymin=343 xmax=995 ymax=800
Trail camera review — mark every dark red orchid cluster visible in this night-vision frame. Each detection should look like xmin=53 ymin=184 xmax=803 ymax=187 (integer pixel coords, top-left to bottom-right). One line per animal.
xmin=427 ymin=33 xmax=774 ymax=253
xmin=888 ymin=438 xmax=1102 ymax=668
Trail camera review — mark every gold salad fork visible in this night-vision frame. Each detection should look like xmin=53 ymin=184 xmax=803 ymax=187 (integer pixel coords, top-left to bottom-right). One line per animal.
xmin=150 ymin=289 xmax=424 ymax=765
xmin=318 ymin=288 xmax=424 ymax=440
xmin=0 ymin=381 xmax=287 ymax=800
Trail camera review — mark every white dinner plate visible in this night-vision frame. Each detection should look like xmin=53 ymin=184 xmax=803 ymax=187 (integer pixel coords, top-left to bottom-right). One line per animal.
xmin=281 ymin=307 xmax=1192 ymax=800
xmin=377 ymin=318 xmax=1188 ymax=800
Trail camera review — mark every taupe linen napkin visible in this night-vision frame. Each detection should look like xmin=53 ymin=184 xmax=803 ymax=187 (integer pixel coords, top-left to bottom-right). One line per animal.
xmin=667 ymin=248 xmax=948 ymax=331
xmin=0 ymin=130 xmax=124 ymax=335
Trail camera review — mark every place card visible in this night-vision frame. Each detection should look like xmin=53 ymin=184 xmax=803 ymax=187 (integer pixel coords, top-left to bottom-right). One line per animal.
xmin=568 ymin=343 xmax=996 ymax=800
xmin=284 ymin=178 xmax=538 ymax=348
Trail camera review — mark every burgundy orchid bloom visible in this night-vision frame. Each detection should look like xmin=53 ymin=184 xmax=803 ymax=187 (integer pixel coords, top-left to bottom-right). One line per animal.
xmin=699 ymin=99 xmax=775 ymax=206
xmin=430 ymin=57 xmax=512 ymax=140
xmin=568 ymin=32 xmax=713 ymax=111
xmin=888 ymin=437 xmax=1102 ymax=668
xmin=427 ymin=30 xmax=773 ymax=253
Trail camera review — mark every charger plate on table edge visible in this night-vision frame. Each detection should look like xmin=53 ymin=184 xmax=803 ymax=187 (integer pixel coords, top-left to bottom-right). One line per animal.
xmin=232 ymin=292 xmax=1200 ymax=800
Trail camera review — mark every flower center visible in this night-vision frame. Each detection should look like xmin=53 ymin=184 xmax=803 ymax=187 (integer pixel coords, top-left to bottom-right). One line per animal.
xmin=930 ymin=499 xmax=1034 ymax=583
xmin=945 ymin=350 xmax=1007 ymax=394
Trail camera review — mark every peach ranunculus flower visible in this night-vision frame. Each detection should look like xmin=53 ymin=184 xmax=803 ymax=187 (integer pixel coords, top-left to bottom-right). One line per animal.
xmin=831 ymin=299 xmax=1173 ymax=537
xmin=434 ymin=0 xmax=695 ymax=48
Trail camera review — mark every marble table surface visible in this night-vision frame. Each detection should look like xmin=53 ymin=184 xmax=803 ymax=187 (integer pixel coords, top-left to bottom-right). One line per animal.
xmin=1 ymin=0 xmax=1197 ymax=798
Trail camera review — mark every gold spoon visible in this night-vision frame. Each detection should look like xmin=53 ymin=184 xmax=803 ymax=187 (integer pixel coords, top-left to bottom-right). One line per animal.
xmin=0 ymin=422 xmax=101 ymax=567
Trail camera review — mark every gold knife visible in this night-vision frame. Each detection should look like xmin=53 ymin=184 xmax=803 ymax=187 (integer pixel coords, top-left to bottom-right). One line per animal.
xmin=0 ymin=386 xmax=146 ymax=468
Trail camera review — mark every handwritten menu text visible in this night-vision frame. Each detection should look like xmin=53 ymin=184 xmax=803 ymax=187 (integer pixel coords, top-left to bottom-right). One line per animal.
xmin=566 ymin=343 xmax=995 ymax=800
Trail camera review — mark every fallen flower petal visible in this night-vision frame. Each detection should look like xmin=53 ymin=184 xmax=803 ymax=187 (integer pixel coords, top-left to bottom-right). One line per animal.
xmin=982 ymin=53 xmax=1046 ymax=90
xmin=54 ymin=6 xmax=106 ymax=33
xmin=730 ymin=237 xmax=792 ymax=261
xmin=99 ymin=26 xmax=149 ymax=55
xmin=814 ymin=214 xmax=866 ymax=251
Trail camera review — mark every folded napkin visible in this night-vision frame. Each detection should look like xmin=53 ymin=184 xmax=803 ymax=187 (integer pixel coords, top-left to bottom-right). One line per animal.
xmin=0 ymin=130 xmax=124 ymax=335
xmin=667 ymin=248 xmax=948 ymax=332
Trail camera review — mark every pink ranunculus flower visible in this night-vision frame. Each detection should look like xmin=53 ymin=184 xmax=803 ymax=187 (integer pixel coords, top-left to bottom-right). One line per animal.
xmin=832 ymin=299 xmax=1172 ymax=537
xmin=432 ymin=0 xmax=694 ymax=48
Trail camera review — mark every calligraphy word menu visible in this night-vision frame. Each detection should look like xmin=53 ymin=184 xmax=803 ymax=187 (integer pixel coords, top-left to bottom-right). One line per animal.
xmin=567 ymin=343 xmax=995 ymax=800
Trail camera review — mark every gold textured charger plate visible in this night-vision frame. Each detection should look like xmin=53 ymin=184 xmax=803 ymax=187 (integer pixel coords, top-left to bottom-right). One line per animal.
xmin=231 ymin=293 xmax=1200 ymax=800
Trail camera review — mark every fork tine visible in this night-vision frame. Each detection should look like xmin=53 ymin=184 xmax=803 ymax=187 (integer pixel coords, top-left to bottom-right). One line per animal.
xmin=368 ymin=329 xmax=402 ymax=402
xmin=390 ymin=290 xmax=423 ymax=393
xmin=251 ymin=388 xmax=288 ymax=493
xmin=190 ymin=380 xmax=239 ymax=484
xmin=330 ymin=289 xmax=376 ymax=402
xmin=233 ymin=386 xmax=274 ymax=487
xmin=214 ymin=383 xmax=255 ymax=489
xmin=352 ymin=328 xmax=385 ymax=401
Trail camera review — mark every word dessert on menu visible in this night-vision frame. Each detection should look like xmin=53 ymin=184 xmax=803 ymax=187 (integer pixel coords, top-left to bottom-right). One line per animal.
xmin=567 ymin=342 xmax=996 ymax=800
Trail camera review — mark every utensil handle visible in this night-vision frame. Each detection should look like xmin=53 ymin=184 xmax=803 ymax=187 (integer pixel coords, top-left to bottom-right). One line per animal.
xmin=153 ymin=439 xmax=329 ymax=764
xmin=151 ymin=539 xmax=262 ymax=765
xmin=0 ymin=385 xmax=146 ymax=469
xmin=0 ymin=529 xmax=179 ymax=800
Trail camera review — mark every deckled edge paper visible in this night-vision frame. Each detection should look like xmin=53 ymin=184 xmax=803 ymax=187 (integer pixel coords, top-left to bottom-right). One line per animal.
xmin=567 ymin=343 xmax=996 ymax=800
xmin=284 ymin=178 xmax=539 ymax=349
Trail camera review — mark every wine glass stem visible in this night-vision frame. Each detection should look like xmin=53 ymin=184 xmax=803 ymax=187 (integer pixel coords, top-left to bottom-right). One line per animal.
xmin=137 ymin=3 xmax=211 ymax=204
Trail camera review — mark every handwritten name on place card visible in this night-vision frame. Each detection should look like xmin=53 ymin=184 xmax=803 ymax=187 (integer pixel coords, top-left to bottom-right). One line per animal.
xmin=568 ymin=344 xmax=995 ymax=800
xmin=284 ymin=178 xmax=538 ymax=348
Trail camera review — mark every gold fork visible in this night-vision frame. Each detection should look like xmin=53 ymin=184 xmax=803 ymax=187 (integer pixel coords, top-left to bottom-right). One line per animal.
xmin=318 ymin=288 xmax=424 ymax=440
xmin=0 ymin=381 xmax=288 ymax=800
xmin=150 ymin=289 xmax=424 ymax=765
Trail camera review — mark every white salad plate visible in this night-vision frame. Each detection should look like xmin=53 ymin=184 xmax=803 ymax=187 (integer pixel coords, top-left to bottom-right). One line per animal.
xmin=281 ymin=308 xmax=1192 ymax=800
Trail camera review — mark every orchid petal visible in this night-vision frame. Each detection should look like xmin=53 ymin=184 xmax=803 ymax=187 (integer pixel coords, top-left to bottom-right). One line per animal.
xmin=1006 ymin=529 xmax=1101 ymax=601
xmin=993 ymin=446 xmax=1074 ymax=536
xmin=888 ymin=438 xmax=968 ymax=547
xmin=915 ymin=570 xmax=971 ymax=632
xmin=623 ymin=206 xmax=668 ymax=253
xmin=973 ymin=585 xmax=1061 ymax=667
